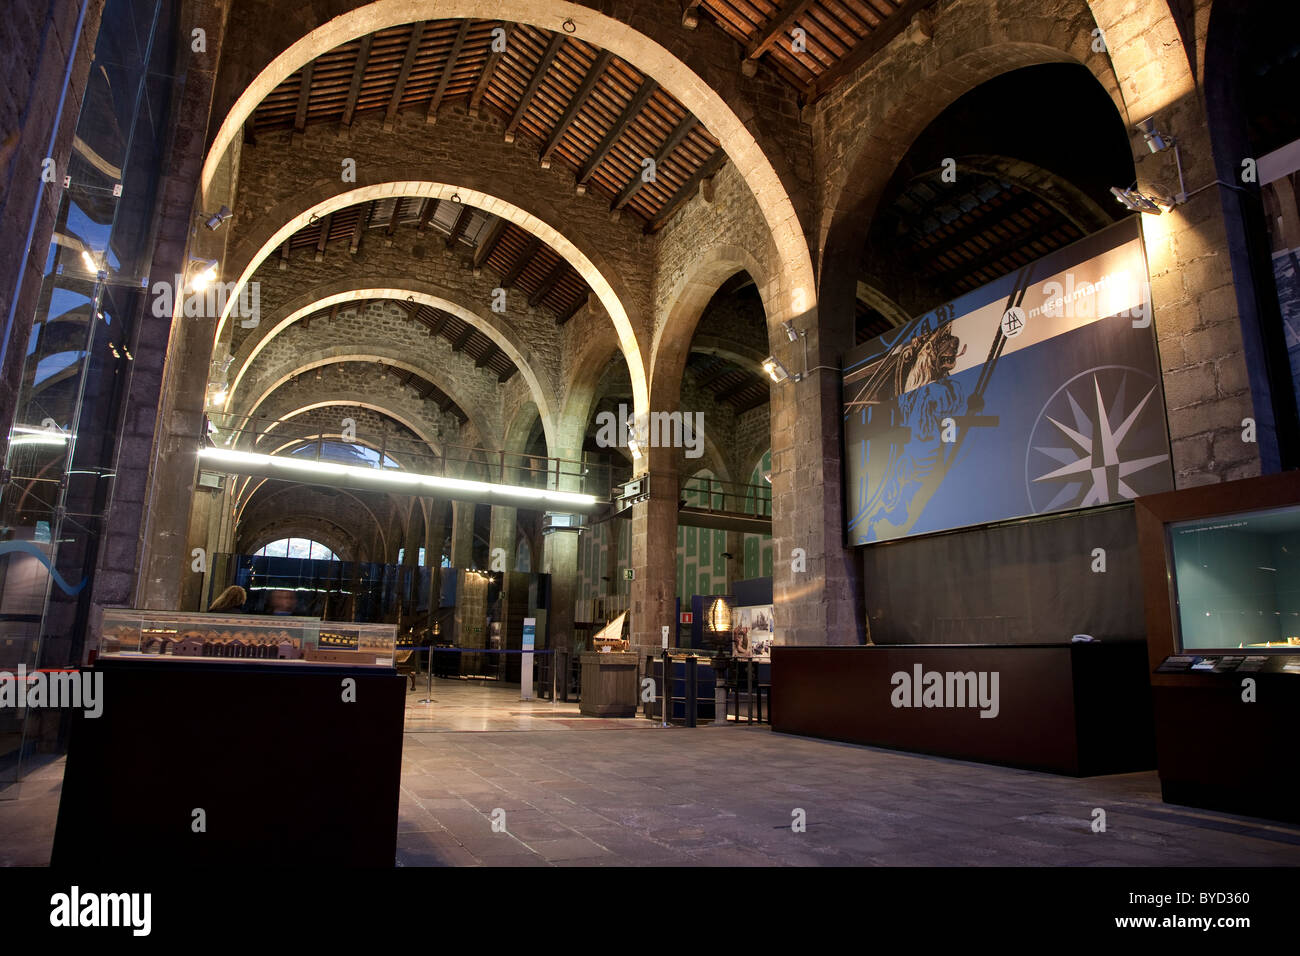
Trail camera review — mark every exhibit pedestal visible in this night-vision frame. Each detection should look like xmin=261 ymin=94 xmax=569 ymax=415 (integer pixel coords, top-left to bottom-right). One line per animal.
xmin=52 ymin=657 xmax=406 ymax=866
xmin=579 ymin=652 xmax=638 ymax=717
xmin=772 ymin=643 xmax=1153 ymax=775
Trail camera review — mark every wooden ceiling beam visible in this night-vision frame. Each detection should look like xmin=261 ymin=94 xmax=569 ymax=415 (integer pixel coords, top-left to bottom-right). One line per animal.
xmin=556 ymin=295 xmax=585 ymax=326
xmin=293 ymin=60 xmax=315 ymax=135
xmin=445 ymin=203 xmax=473 ymax=250
xmin=504 ymin=34 xmax=566 ymax=143
xmin=314 ymin=213 xmax=332 ymax=261
xmin=384 ymin=198 xmax=404 ymax=246
xmin=470 ymin=24 xmax=514 ymax=114
xmin=744 ymin=0 xmax=818 ymax=65
xmin=349 ymin=202 xmax=372 ymax=255
xmin=451 ymin=327 xmax=475 ymax=353
xmin=474 ymin=346 xmax=496 ymax=369
xmin=527 ymin=260 xmax=567 ymax=307
xmin=425 ymin=311 xmax=448 ymax=337
xmin=576 ymin=78 xmax=657 ymax=186
xmin=472 ymin=217 xmax=507 ymax=270
xmin=416 ymin=197 xmax=438 ymax=236
xmin=646 ymin=149 xmax=726 ymax=232
xmin=499 ymin=235 xmax=541 ymax=287
xmin=538 ymin=49 xmax=611 ymax=168
xmin=612 ymin=115 xmax=697 ymax=210
xmin=805 ymin=0 xmax=941 ymax=103
xmin=342 ymin=35 xmax=373 ymax=129
xmin=278 ymin=240 xmax=290 ymax=271
xmin=681 ymin=0 xmax=704 ymax=29
xmin=384 ymin=22 xmax=427 ymax=131
xmin=426 ymin=20 xmax=471 ymax=124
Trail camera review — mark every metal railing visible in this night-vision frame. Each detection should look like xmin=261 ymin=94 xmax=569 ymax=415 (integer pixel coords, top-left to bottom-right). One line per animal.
xmin=679 ymin=474 xmax=772 ymax=518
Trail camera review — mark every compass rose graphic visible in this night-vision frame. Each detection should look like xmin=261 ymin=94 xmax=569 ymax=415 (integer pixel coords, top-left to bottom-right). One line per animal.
xmin=1024 ymin=365 xmax=1172 ymax=514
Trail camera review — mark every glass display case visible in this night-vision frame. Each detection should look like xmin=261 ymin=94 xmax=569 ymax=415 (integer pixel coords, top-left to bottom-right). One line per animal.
xmin=1168 ymin=505 xmax=1300 ymax=653
xmin=98 ymin=609 xmax=397 ymax=666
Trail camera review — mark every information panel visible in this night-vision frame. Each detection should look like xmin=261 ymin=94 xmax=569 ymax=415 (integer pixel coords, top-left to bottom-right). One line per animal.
xmin=843 ymin=218 xmax=1174 ymax=544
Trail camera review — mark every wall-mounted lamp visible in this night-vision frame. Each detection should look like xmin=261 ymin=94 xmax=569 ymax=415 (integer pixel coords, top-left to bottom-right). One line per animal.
xmin=781 ymin=320 xmax=799 ymax=342
xmin=202 ymin=205 xmax=233 ymax=231
xmin=762 ymin=356 xmax=790 ymax=383
xmin=1136 ymin=117 xmax=1173 ymax=154
xmin=626 ymin=422 xmax=642 ymax=459
xmin=1110 ymin=186 xmax=1165 ymax=215
xmin=187 ymin=257 xmax=219 ymax=292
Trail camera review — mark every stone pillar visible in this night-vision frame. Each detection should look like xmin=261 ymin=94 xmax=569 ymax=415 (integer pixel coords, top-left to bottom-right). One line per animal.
xmin=489 ymin=505 xmax=517 ymax=572
xmin=425 ymin=499 xmax=447 ymax=631
xmin=769 ymin=360 xmax=864 ymax=647
xmin=726 ymin=530 xmax=745 ymax=589
xmin=628 ymin=454 xmax=678 ymax=656
xmin=542 ymin=528 xmax=580 ymax=653
xmin=450 ymin=500 xmax=475 ymax=568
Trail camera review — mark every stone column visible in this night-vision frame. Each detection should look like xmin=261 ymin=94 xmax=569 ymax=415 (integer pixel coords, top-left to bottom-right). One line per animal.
xmin=628 ymin=451 xmax=678 ymax=656
xmin=425 ymin=499 xmax=447 ymax=631
xmin=450 ymin=500 xmax=475 ymax=568
xmin=542 ymin=527 xmax=580 ymax=653
xmin=489 ymin=505 xmax=517 ymax=572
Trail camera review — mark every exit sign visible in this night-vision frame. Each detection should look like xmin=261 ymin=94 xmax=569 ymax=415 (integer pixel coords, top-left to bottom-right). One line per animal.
xmin=623 ymin=568 xmax=635 ymax=580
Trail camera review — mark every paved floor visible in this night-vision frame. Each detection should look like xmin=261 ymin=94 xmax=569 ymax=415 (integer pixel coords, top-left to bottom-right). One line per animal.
xmin=5 ymin=680 xmax=1300 ymax=866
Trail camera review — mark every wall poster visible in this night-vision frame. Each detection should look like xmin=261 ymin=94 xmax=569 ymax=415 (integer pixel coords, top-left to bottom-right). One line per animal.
xmin=732 ymin=605 xmax=773 ymax=660
xmin=843 ymin=217 xmax=1175 ymax=545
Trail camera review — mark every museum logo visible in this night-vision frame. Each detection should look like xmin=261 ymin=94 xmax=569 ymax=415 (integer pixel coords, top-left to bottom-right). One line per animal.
xmin=890 ymin=664 xmax=999 ymax=718
xmin=49 ymin=886 xmax=150 ymax=936
xmin=0 ymin=665 xmax=103 ymax=718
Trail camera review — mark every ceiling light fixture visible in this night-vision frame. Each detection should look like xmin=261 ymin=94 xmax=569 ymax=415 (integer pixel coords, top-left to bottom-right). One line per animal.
xmin=1136 ymin=117 xmax=1173 ymax=154
xmin=187 ymin=257 xmax=219 ymax=292
xmin=1110 ymin=186 xmax=1164 ymax=215
xmin=782 ymin=320 xmax=799 ymax=342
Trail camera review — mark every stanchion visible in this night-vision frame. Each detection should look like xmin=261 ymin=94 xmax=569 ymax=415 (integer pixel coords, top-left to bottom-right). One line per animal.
xmin=686 ymin=655 xmax=697 ymax=728
xmin=417 ymin=644 xmax=435 ymax=704
xmin=660 ymin=649 xmax=671 ymax=727
xmin=746 ymin=659 xmax=754 ymax=724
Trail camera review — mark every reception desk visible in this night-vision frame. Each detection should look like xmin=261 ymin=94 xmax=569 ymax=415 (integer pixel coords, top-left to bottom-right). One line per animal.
xmin=771 ymin=642 xmax=1153 ymax=776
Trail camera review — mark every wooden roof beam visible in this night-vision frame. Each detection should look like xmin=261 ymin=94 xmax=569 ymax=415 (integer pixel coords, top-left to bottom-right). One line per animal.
xmin=681 ymin=1 xmax=704 ymax=29
xmin=384 ymin=198 xmax=404 ymax=247
xmin=499 ymin=235 xmax=541 ymax=287
xmin=806 ymin=0 xmax=941 ymax=103
xmin=416 ymin=197 xmax=438 ymax=237
xmin=349 ymin=202 xmax=372 ymax=255
xmin=445 ymin=203 xmax=472 ymax=250
xmin=646 ymin=150 xmax=726 ymax=233
xmin=612 ymin=115 xmax=697 ymax=211
xmin=293 ymin=60 xmax=315 ymax=136
xmin=472 ymin=217 xmax=507 ymax=270
xmin=556 ymin=295 xmax=585 ymax=326
xmin=742 ymin=0 xmax=818 ymax=76
xmin=470 ymin=24 xmax=514 ymax=114
xmin=451 ymin=326 xmax=475 ymax=352
xmin=342 ymin=35 xmax=373 ymax=129
xmin=504 ymin=34 xmax=566 ymax=144
xmin=576 ymin=78 xmax=657 ymax=187
xmin=527 ymin=260 xmax=567 ymax=307
xmin=474 ymin=346 xmax=496 ymax=369
xmin=384 ymin=22 xmax=426 ymax=132
xmin=314 ymin=213 xmax=332 ymax=262
xmin=538 ymin=49 xmax=611 ymax=167
xmin=426 ymin=21 xmax=470 ymax=125
xmin=278 ymin=240 xmax=290 ymax=270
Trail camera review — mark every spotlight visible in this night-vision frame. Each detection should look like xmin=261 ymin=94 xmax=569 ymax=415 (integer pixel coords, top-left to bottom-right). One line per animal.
xmin=187 ymin=258 xmax=219 ymax=292
xmin=203 ymin=205 xmax=233 ymax=230
xmin=782 ymin=320 xmax=799 ymax=342
xmin=762 ymin=356 xmax=790 ymax=383
xmin=1136 ymin=117 xmax=1173 ymax=154
xmin=626 ymin=422 xmax=642 ymax=459
xmin=1110 ymin=186 xmax=1163 ymax=215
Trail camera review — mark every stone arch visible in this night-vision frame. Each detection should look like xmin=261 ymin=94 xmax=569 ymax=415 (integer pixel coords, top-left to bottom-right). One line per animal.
xmin=231 ymin=346 xmax=500 ymax=450
xmin=250 ymin=398 xmax=443 ymax=456
xmin=223 ymin=281 xmax=558 ymax=449
xmin=201 ymin=0 xmax=815 ymax=371
xmin=236 ymin=483 xmax=390 ymax=558
xmin=650 ymin=243 xmax=773 ymax=412
xmin=243 ymin=525 xmax=356 ymax=564
xmin=216 ymin=181 xmax=647 ymax=417
xmin=819 ymin=4 xmax=1131 ymax=338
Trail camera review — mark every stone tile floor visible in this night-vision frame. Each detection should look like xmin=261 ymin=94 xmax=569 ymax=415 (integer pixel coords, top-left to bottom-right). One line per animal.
xmin=4 ymin=680 xmax=1300 ymax=866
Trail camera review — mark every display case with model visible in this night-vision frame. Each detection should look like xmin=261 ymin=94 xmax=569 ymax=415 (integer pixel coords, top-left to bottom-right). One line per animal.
xmin=1137 ymin=470 xmax=1300 ymax=822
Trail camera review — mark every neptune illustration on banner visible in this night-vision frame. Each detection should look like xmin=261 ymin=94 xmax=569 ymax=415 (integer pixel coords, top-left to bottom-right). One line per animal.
xmin=843 ymin=218 xmax=1174 ymax=545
